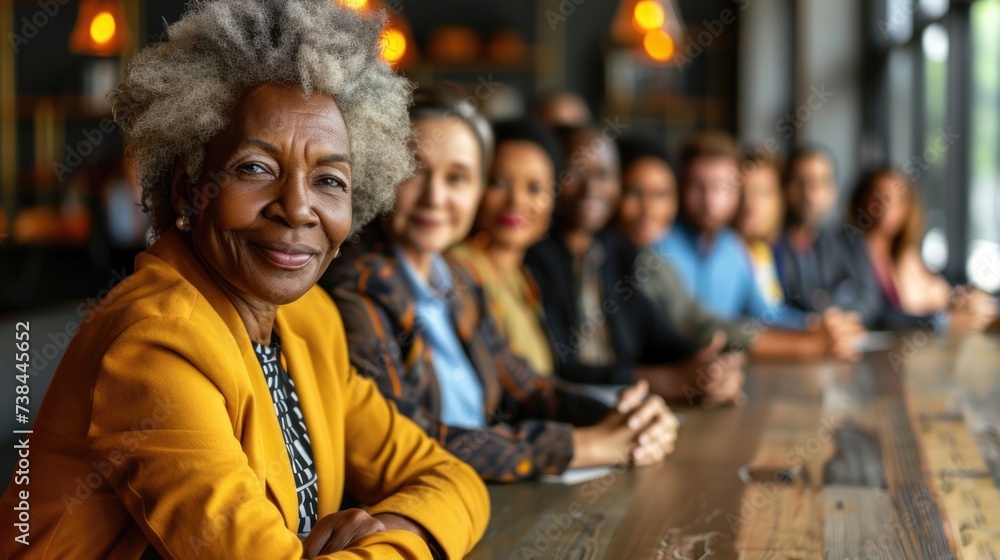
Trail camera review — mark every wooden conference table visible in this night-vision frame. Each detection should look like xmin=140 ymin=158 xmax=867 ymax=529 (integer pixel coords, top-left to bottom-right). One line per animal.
xmin=468 ymin=334 xmax=1000 ymax=559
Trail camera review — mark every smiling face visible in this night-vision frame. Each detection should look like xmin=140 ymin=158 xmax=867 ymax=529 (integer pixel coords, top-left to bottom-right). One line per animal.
xmin=170 ymin=83 xmax=352 ymax=306
xmin=554 ymin=130 xmax=620 ymax=234
xmin=475 ymin=140 xmax=555 ymax=253
xmin=681 ymin=156 xmax=741 ymax=233
xmin=389 ymin=117 xmax=484 ymax=257
xmin=616 ymin=157 xmax=677 ymax=247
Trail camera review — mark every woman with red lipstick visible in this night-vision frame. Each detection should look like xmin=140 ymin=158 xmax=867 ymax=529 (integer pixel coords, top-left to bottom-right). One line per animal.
xmin=448 ymin=118 xmax=561 ymax=377
xmin=0 ymin=2 xmax=490 ymax=559
xmin=322 ymin=89 xmax=681 ymax=483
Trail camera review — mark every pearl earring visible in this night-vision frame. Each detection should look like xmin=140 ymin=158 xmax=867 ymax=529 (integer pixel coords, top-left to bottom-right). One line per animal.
xmin=175 ymin=211 xmax=192 ymax=232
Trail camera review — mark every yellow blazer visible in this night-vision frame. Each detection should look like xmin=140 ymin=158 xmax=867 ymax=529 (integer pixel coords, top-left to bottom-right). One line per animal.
xmin=0 ymin=228 xmax=489 ymax=559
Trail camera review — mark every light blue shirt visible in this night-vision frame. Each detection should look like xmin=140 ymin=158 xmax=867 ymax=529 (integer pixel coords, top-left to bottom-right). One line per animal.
xmin=654 ymin=221 xmax=809 ymax=330
xmin=395 ymin=247 xmax=486 ymax=429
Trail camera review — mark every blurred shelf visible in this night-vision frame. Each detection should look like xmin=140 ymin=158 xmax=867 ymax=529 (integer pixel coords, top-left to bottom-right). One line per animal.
xmin=15 ymin=94 xmax=113 ymax=121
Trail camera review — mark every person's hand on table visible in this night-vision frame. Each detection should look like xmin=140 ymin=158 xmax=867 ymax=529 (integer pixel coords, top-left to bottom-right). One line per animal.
xmin=633 ymin=331 xmax=747 ymax=407
xmin=303 ymin=509 xmax=386 ymax=558
xmin=569 ymin=380 xmax=679 ymax=468
xmin=303 ymin=510 xmax=441 ymax=559
xmin=699 ymin=351 xmax=747 ymax=407
xmin=682 ymin=331 xmax=747 ymax=407
xmin=949 ymin=286 xmax=998 ymax=332
xmin=810 ymin=307 xmax=866 ymax=361
xmin=615 ymin=379 xmax=680 ymax=465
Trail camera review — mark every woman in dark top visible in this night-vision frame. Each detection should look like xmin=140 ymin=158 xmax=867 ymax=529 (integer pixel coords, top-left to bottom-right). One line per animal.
xmin=322 ymin=89 xmax=681 ymax=483
xmin=845 ymin=168 xmax=997 ymax=331
xmin=525 ymin=124 xmax=746 ymax=405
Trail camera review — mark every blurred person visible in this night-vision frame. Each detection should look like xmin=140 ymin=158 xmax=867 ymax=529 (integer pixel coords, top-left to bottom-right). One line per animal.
xmin=322 ymin=88 xmax=681 ymax=483
xmin=0 ymin=2 xmax=489 ymax=559
xmin=846 ymin=168 xmax=997 ymax=331
xmin=654 ymin=132 xmax=863 ymax=354
xmin=778 ymin=146 xmax=882 ymax=326
xmin=103 ymin=156 xmax=149 ymax=248
xmin=479 ymin=83 xmax=525 ymax=121
xmin=448 ymin=118 xmax=561 ymax=376
xmin=735 ymin=150 xmax=786 ymax=306
xmin=615 ymin=136 xmax=862 ymax=361
xmin=534 ymin=90 xmax=592 ymax=128
xmin=526 ymin=124 xmax=746 ymax=406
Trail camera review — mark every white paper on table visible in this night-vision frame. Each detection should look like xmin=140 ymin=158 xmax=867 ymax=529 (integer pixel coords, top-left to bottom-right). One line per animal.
xmin=551 ymin=381 xmax=629 ymax=408
xmin=540 ymin=466 xmax=618 ymax=485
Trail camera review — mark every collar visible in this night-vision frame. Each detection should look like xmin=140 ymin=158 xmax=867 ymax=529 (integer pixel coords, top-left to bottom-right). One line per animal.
xmin=393 ymin=246 xmax=454 ymax=303
xmin=142 ymin=226 xmax=304 ymax=528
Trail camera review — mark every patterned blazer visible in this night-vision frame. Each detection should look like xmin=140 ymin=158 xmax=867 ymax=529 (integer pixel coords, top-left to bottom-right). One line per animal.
xmin=319 ymin=237 xmax=608 ymax=482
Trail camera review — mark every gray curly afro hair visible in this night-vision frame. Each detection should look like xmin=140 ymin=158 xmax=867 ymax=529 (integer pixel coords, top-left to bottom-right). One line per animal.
xmin=110 ymin=0 xmax=414 ymax=238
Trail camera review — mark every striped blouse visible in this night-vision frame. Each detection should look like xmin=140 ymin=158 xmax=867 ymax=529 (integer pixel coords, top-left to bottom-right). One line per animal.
xmin=252 ymin=332 xmax=319 ymax=538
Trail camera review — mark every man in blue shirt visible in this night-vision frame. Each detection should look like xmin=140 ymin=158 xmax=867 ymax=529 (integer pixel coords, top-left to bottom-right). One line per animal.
xmin=654 ymin=133 xmax=863 ymax=349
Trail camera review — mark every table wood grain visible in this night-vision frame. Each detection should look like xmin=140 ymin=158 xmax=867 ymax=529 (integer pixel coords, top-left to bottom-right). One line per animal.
xmin=467 ymin=334 xmax=1000 ymax=559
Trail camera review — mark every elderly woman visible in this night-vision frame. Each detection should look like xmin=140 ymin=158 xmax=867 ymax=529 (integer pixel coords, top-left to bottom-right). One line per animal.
xmin=321 ymin=89 xmax=680 ymax=484
xmin=0 ymin=1 xmax=488 ymax=559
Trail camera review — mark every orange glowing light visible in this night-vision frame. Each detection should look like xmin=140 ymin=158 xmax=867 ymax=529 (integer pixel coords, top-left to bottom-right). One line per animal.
xmin=634 ymin=1 xmax=665 ymax=31
xmin=338 ymin=0 xmax=368 ymax=9
xmin=381 ymin=28 xmax=407 ymax=64
xmin=89 ymin=11 xmax=116 ymax=45
xmin=643 ymin=29 xmax=674 ymax=61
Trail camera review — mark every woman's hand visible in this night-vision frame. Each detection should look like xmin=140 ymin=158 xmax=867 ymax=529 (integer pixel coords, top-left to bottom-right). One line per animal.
xmin=699 ymin=353 xmax=747 ymax=407
xmin=616 ymin=380 xmax=680 ymax=465
xmin=570 ymin=380 xmax=680 ymax=468
xmin=649 ymin=350 xmax=747 ymax=407
xmin=302 ymin=509 xmax=386 ymax=558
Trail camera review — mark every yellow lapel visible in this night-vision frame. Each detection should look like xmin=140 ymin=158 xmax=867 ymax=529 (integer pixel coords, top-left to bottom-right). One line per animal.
xmin=147 ymin=227 xmax=299 ymax=529
xmin=274 ymin=309 xmax=340 ymax=516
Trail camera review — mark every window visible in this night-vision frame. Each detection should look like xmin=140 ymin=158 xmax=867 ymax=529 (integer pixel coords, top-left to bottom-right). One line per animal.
xmin=879 ymin=0 xmax=999 ymax=291
xmin=969 ymin=0 xmax=1000 ymax=291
